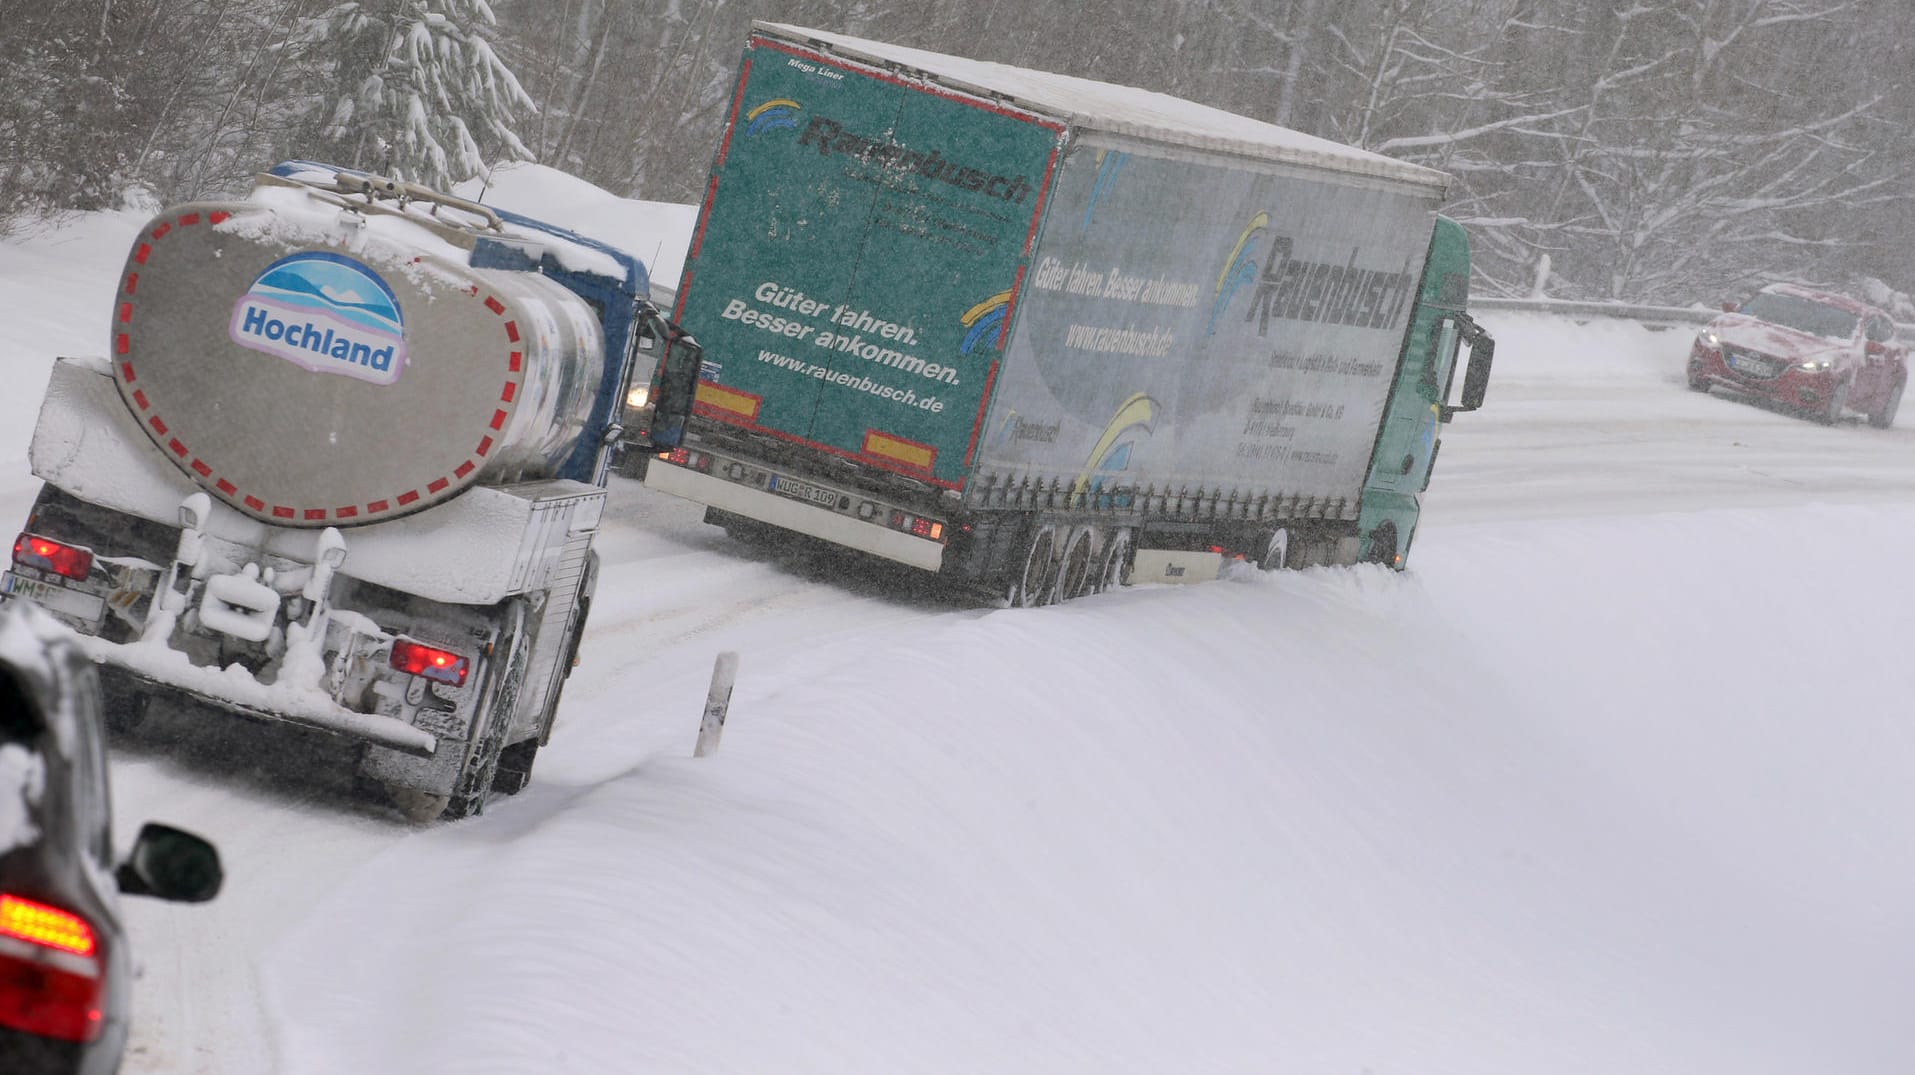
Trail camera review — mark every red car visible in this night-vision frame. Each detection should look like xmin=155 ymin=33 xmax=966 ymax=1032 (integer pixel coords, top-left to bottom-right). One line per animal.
xmin=1687 ymin=283 xmax=1907 ymax=427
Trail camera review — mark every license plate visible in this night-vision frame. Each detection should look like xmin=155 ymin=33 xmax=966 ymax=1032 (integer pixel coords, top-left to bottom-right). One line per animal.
xmin=1729 ymin=353 xmax=1772 ymax=375
xmin=768 ymin=474 xmax=841 ymax=509
xmin=2 ymin=571 xmax=106 ymax=625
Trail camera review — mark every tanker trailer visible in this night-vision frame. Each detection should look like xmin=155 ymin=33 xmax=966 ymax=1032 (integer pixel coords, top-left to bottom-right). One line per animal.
xmin=0 ymin=163 xmax=702 ymax=820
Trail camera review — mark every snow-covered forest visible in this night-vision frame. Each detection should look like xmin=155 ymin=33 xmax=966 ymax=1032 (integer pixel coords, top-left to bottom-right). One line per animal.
xmin=2 ymin=1 xmax=1912 ymax=302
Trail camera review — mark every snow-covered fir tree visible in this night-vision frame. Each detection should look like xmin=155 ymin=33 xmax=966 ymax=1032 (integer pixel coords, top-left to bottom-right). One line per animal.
xmin=299 ymin=0 xmax=535 ymax=189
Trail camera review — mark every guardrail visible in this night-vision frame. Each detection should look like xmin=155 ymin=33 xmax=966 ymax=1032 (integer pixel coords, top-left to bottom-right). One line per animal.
xmin=1472 ymin=295 xmax=1915 ymax=337
xmin=1470 ymin=296 xmax=1714 ymax=329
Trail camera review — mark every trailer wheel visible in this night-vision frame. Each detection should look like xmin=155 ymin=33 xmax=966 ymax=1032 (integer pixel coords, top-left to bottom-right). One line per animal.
xmin=1053 ymin=527 xmax=1097 ymax=603
xmin=1094 ymin=529 xmax=1133 ymax=593
xmin=1259 ymin=528 xmax=1290 ymax=572
xmin=1010 ymin=525 xmax=1060 ymax=607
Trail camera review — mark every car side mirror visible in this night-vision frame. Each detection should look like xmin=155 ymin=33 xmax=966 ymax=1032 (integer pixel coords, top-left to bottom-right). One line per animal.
xmin=116 ymin=822 xmax=222 ymax=903
xmin=1866 ymin=340 xmax=1887 ymax=356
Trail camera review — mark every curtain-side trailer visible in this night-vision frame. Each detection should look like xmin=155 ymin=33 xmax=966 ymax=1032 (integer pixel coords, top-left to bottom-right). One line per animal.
xmin=639 ymin=23 xmax=1492 ymax=602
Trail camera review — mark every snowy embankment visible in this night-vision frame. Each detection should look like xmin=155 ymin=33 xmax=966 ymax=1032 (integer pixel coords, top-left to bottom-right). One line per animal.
xmin=3 ymin=183 xmax=1913 ymax=1074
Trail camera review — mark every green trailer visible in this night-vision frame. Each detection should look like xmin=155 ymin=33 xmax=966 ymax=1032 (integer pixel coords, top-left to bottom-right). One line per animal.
xmin=638 ymin=22 xmax=1491 ymax=601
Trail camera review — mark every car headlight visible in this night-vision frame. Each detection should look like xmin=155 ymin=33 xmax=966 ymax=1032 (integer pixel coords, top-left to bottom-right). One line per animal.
xmin=1699 ymin=329 xmax=1720 ymax=347
xmin=1796 ymin=358 xmax=1833 ymax=371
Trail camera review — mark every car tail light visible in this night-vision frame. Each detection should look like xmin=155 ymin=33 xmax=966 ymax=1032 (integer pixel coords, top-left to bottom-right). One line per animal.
xmin=390 ymin=638 xmax=470 ymax=686
xmin=12 ymin=534 xmax=93 ymax=581
xmin=0 ymin=893 xmax=105 ymax=1043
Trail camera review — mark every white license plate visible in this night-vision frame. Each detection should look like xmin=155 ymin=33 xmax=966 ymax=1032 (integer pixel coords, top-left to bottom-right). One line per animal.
xmin=1730 ymin=354 xmax=1772 ymax=375
xmin=769 ymin=475 xmax=840 ymax=508
xmin=2 ymin=571 xmax=106 ymax=624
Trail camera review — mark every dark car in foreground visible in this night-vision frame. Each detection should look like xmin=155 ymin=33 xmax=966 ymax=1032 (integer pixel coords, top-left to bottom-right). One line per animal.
xmin=1687 ymin=282 xmax=1907 ymax=427
xmin=1 ymin=599 xmax=222 ymax=1074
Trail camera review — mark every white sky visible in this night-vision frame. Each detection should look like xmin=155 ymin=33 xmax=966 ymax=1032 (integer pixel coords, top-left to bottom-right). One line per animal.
xmin=2 ymin=177 xmax=1914 ymax=1074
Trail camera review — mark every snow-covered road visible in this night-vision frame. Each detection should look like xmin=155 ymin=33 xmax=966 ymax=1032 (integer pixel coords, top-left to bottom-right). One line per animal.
xmin=7 ymin=209 xmax=1915 ymax=1074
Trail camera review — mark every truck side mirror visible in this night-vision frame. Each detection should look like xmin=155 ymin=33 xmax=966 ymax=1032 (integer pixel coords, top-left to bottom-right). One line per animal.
xmin=1442 ymin=323 xmax=1493 ymax=419
xmin=1458 ymin=333 xmax=1493 ymax=410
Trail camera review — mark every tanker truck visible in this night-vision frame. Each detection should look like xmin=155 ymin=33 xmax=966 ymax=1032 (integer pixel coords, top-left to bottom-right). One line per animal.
xmin=638 ymin=23 xmax=1493 ymax=602
xmin=0 ymin=163 xmax=702 ymax=820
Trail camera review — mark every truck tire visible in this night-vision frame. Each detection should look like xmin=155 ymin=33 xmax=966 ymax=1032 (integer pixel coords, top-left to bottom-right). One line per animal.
xmin=492 ymin=739 xmax=539 ymax=795
xmin=1363 ymin=521 xmax=1399 ymax=568
xmin=1010 ymin=525 xmax=1060 ymax=608
xmin=1053 ymin=527 xmax=1096 ymax=603
xmin=441 ymin=601 xmax=530 ymax=821
xmin=1868 ymin=379 xmax=1904 ymax=429
xmin=1094 ymin=529 xmax=1132 ymax=593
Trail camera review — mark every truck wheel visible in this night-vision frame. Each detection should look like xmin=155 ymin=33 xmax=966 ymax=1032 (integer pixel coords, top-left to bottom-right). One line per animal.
xmin=1053 ymin=528 xmax=1096 ymax=603
xmin=491 ymin=739 xmax=539 ymax=795
xmin=1363 ymin=522 xmax=1399 ymax=568
xmin=1010 ymin=525 xmax=1059 ymax=607
xmin=104 ymin=690 xmax=150 ymax=734
xmin=1093 ymin=529 xmax=1132 ymax=593
xmin=1868 ymin=379 xmax=1903 ymax=428
xmin=442 ymin=602 xmax=529 ymax=821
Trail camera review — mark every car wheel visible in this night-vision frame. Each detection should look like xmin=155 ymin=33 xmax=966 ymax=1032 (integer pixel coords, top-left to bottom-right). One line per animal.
xmin=1818 ymin=378 xmax=1851 ymax=425
xmin=1686 ymin=367 xmax=1710 ymax=392
xmin=1868 ymin=379 xmax=1904 ymax=429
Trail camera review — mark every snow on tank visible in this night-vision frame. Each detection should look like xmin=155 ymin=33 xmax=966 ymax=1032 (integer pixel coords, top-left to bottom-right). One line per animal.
xmin=111 ymin=169 xmax=608 ymax=528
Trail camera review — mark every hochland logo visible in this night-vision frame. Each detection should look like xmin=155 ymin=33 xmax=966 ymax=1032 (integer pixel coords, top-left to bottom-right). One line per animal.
xmin=744 ymin=98 xmax=802 ymax=136
xmin=228 ymin=252 xmax=406 ymax=386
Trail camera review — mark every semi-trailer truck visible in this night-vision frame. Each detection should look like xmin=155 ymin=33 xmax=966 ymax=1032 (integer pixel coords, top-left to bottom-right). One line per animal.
xmin=637 ymin=23 xmax=1492 ymax=602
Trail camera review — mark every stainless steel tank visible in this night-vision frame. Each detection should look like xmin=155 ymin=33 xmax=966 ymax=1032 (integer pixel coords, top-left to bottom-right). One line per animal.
xmin=110 ymin=178 xmax=607 ymax=527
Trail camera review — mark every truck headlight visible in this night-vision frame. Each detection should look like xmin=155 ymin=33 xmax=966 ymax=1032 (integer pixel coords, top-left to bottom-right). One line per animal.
xmin=625 ymin=385 xmax=651 ymax=411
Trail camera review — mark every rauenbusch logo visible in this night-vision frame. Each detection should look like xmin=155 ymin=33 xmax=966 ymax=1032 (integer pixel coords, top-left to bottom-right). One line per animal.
xmin=792 ymin=114 xmax=1034 ymax=203
xmin=744 ymin=98 xmax=802 ymax=136
xmin=228 ymin=252 xmax=407 ymax=386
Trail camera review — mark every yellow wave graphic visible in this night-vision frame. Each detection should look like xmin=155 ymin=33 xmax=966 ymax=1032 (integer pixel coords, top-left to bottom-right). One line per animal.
xmin=1215 ymin=211 xmax=1269 ymax=293
xmin=746 ymin=98 xmax=801 ymax=120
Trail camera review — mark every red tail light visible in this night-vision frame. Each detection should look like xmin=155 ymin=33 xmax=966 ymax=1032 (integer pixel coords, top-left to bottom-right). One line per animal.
xmin=13 ymin=534 xmax=93 ymax=581
xmin=0 ymin=893 xmax=105 ymax=1043
xmin=661 ymin=447 xmax=712 ymax=472
xmin=390 ymin=638 xmax=470 ymax=686
xmin=885 ymin=510 xmax=945 ymax=542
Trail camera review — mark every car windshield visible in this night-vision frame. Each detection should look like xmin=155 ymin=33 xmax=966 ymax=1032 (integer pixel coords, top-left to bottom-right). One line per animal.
xmin=1739 ymin=292 xmax=1860 ymax=339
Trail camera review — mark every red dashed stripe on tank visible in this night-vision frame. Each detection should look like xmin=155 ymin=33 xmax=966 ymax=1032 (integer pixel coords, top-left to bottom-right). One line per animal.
xmin=114 ymin=213 xmax=525 ymax=524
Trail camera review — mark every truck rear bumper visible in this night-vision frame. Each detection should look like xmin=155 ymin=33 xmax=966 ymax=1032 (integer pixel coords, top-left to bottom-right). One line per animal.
xmin=644 ymin=462 xmax=945 ymax=571
xmin=73 ymin=633 xmax=438 ymax=756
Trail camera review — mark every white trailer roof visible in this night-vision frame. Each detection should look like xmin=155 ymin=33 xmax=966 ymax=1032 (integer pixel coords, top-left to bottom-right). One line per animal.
xmin=755 ymin=23 xmax=1450 ymax=194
